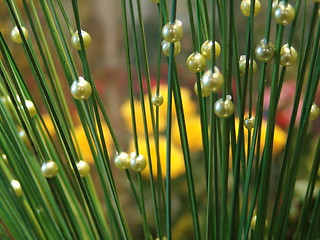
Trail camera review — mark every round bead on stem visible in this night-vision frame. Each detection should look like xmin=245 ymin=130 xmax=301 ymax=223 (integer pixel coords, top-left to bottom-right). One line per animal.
xmin=200 ymin=40 xmax=221 ymax=59
xmin=25 ymin=100 xmax=37 ymax=118
xmin=194 ymin=81 xmax=211 ymax=98
xmin=200 ymin=67 xmax=224 ymax=94
xmin=11 ymin=180 xmax=24 ymax=197
xmin=186 ymin=52 xmax=207 ymax=73
xmin=71 ymin=30 xmax=91 ymax=50
xmin=130 ymin=152 xmax=147 ymax=172
xmin=239 ymin=55 xmax=257 ymax=76
xmin=71 ymin=76 xmax=92 ymax=100
xmin=244 ymin=116 xmax=255 ymax=129
xmin=309 ymin=103 xmax=320 ymax=121
xmin=41 ymin=161 xmax=59 ymax=178
xmin=151 ymin=94 xmax=164 ymax=106
xmin=19 ymin=129 xmax=28 ymax=143
xmin=240 ymin=0 xmax=261 ymax=17
xmin=273 ymin=1 xmax=295 ymax=25
xmin=77 ymin=160 xmax=90 ymax=177
xmin=161 ymin=40 xmax=181 ymax=57
xmin=114 ymin=152 xmax=130 ymax=170
xmin=280 ymin=44 xmax=297 ymax=67
xmin=255 ymin=39 xmax=276 ymax=62
xmin=162 ymin=20 xmax=183 ymax=43
xmin=11 ymin=26 xmax=29 ymax=44
xmin=214 ymin=95 xmax=235 ymax=118
xmin=251 ymin=215 xmax=257 ymax=230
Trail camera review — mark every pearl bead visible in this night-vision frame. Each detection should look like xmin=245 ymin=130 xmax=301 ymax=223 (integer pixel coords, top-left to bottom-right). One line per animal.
xmin=151 ymin=94 xmax=164 ymax=106
xmin=280 ymin=44 xmax=297 ymax=67
xmin=77 ymin=160 xmax=90 ymax=177
xmin=214 ymin=95 xmax=234 ymax=118
xmin=240 ymin=0 xmax=261 ymax=17
xmin=201 ymin=67 xmax=224 ymax=94
xmin=186 ymin=52 xmax=207 ymax=73
xmin=1 ymin=154 xmax=8 ymax=164
xmin=11 ymin=26 xmax=29 ymax=44
xmin=239 ymin=55 xmax=257 ymax=76
xmin=19 ymin=129 xmax=28 ymax=143
xmin=130 ymin=152 xmax=147 ymax=172
xmin=255 ymin=39 xmax=275 ymax=62
xmin=1 ymin=96 xmax=12 ymax=109
xmin=41 ymin=161 xmax=59 ymax=178
xmin=71 ymin=76 xmax=92 ymax=100
xmin=244 ymin=116 xmax=255 ymax=129
xmin=11 ymin=180 xmax=23 ymax=197
xmin=161 ymin=40 xmax=181 ymax=57
xmin=309 ymin=103 xmax=320 ymax=121
xmin=71 ymin=30 xmax=91 ymax=50
xmin=25 ymin=100 xmax=37 ymax=118
xmin=194 ymin=81 xmax=211 ymax=97
xmin=200 ymin=40 xmax=221 ymax=59
xmin=273 ymin=1 xmax=295 ymax=25
xmin=114 ymin=152 xmax=130 ymax=170
xmin=272 ymin=0 xmax=278 ymax=13
xmin=250 ymin=215 xmax=257 ymax=230
xmin=162 ymin=20 xmax=183 ymax=43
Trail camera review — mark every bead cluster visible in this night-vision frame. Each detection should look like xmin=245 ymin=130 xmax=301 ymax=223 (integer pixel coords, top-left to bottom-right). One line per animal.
xmin=114 ymin=152 xmax=147 ymax=172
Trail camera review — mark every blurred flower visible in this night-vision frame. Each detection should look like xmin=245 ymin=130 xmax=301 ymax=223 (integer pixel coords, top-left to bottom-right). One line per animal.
xmin=74 ymin=122 xmax=114 ymax=164
xmin=172 ymin=115 xmax=203 ymax=152
xmin=121 ymin=84 xmax=201 ymax=151
xmin=41 ymin=113 xmax=55 ymax=136
xmin=128 ymin=135 xmax=185 ymax=179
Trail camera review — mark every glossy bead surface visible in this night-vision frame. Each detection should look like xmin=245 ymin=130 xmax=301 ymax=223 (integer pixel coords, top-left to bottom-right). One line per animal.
xmin=11 ymin=26 xmax=29 ymax=44
xmin=130 ymin=152 xmax=147 ymax=172
xmin=309 ymin=103 xmax=320 ymax=121
xmin=41 ymin=161 xmax=59 ymax=178
xmin=244 ymin=116 xmax=255 ymax=129
xmin=71 ymin=30 xmax=91 ymax=50
xmin=162 ymin=20 xmax=183 ymax=43
xmin=25 ymin=100 xmax=37 ymax=118
xmin=201 ymin=67 xmax=224 ymax=93
xmin=280 ymin=44 xmax=297 ymax=67
xmin=114 ymin=152 xmax=130 ymax=170
xmin=194 ymin=82 xmax=211 ymax=98
xmin=71 ymin=77 xmax=92 ymax=100
xmin=255 ymin=39 xmax=275 ymax=62
xmin=200 ymin=40 xmax=221 ymax=59
xmin=151 ymin=94 xmax=164 ymax=106
xmin=214 ymin=95 xmax=234 ymax=118
xmin=11 ymin=180 xmax=23 ymax=197
xmin=239 ymin=55 xmax=257 ymax=76
xmin=19 ymin=129 xmax=28 ymax=143
xmin=161 ymin=40 xmax=181 ymax=57
xmin=186 ymin=52 xmax=207 ymax=73
xmin=273 ymin=1 xmax=295 ymax=25
xmin=77 ymin=160 xmax=90 ymax=177
xmin=250 ymin=215 xmax=257 ymax=230
xmin=240 ymin=0 xmax=261 ymax=17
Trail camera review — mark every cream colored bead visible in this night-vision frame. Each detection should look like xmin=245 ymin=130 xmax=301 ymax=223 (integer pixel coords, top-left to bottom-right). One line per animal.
xmin=11 ymin=26 xmax=29 ymax=44
xmin=77 ymin=160 xmax=90 ymax=177
xmin=41 ymin=161 xmax=59 ymax=178
xmin=11 ymin=180 xmax=23 ymax=197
